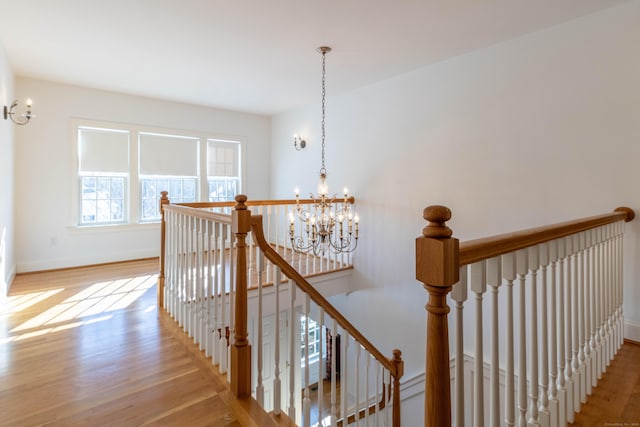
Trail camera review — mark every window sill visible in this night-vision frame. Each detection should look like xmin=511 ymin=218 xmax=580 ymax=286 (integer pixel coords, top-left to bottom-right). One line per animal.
xmin=67 ymin=222 xmax=161 ymax=235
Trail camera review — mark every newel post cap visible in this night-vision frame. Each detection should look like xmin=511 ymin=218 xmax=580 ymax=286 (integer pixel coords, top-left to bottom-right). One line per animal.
xmin=416 ymin=205 xmax=459 ymax=287
xmin=423 ymin=205 xmax=453 ymax=238
xmin=232 ymin=194 xmax=251 ymax=233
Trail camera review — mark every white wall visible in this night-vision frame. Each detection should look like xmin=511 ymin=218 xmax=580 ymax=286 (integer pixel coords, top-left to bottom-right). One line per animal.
xmin=0 ymin=43 xmax=15 ymax=295
xmin=14 ymin=78 xmax=271 ymax=272
xmin=270 ymin=1 xmax=640 ymax=415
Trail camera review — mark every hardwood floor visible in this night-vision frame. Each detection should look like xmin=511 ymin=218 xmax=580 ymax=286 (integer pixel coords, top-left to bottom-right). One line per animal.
xmin=2 ymin=258 xmax=638 ymax=426
xmin=0 ymin=259 xmax=254 ymax=427
xmin=573 ymin=340 xmax=640 ymax=427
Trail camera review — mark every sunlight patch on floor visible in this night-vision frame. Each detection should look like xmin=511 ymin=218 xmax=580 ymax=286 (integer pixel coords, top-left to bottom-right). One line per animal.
xmin=2 ymin=288 xmax=65 ymax=315
xmin=9 ymin=274 xmax=157 ymax=335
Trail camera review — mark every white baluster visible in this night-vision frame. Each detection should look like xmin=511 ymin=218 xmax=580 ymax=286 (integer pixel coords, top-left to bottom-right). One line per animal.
xmin=487 ymin=257 xmax=502 ymax=427
xmin=218 ymin=223 xmax=228 ymax=374
xmin=364 ymin=352 xmax=370 ymax=426
xmin=341 ymin=331 xmax=350 ymax=427
xmin=564 ymin=236 xmax=575 ymax=423
xmin=188 ymin=216 xmax=195 ymax=338
xmin=204 ymin=220 xmax=212 ymax=358
xmin=616 ymin=221 xmax=624 ymax=351
xmin=502 ymin=252 xmax=516 ymax=427
xmin=589 ymin=228 xmax=598 ymax=389
xmin=197 ymin=217 xmax=204 ymax=350
xmin=470 ymin=261 xmax=486 ymax=427
xmin=318 ymin=309 xmax=325 ymax=427
xmin=548 ymin=241 xmax=559 ymax=427
xmin=598 ymin=225 xmax=606 ymax=377
xmin=556 ymin=238 xmax=567 ymax=426
xmin=451 ymin=266 xmax=468 ymax=427
xmin=538 ymin=243 xmax=550 ymax=427
xmin=355 ymin=343 xmax=360 ymax=427
xmin=288 ymin=281 xmax=297 ymax=420
xmin=375 ymin=360 xmax=381 ymax=427
xmin=256 ymin=251 xmax=265 ymax=406
xmin=516 ymin=249 xmax=528 ymax=427
xmin=573 ymin=234 xmax=583 ymax=410
xmin=227 ymin=226 xmax=235 ymax=384
xmin=331 ymin=319 xmax=338 ymax=427
xmin=177 ymin=213 xmax=184 ymax=325
xmin=583 ymin=231 xmax=593 ymax=398
xmin=606 ymin=225 xmax=614 ymax=365
xmin=273 ymin=267 xmax=282 ymax=415
xmin=303 ymin=295 xmax=311 ymax=427
xmin=603 ymin=226 xmax=612 ymax=369
xmin=528 ymin=245 xmax=540 ymax=426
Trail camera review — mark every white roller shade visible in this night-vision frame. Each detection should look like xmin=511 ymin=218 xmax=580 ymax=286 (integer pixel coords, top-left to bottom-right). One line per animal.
xmin=78 ymin=127 xmax=129 ymax=173
xmin=139 ymin=132 xmax=198 ymax=176
xmin=207 ymin=139 xmax=240 ymax=177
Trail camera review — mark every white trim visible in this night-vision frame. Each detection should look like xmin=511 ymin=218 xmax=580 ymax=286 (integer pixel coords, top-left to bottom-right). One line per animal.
xmin=624 ymin=319 xmax=640 ymax=342
xmin=16 ymin=250 xmax=158 ymax=273
xmin=4 ymin=263 xmax=16 ymax=297
xmin=66 ymin=222 xmax=160 ymax=235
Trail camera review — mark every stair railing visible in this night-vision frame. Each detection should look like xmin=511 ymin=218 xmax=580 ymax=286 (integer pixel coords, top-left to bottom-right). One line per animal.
xmin=159 ymin=192 xmax=402 ymax=426
xmin=416 ymin=205 xmax=634 ymax=426
xmin=159 ymin=191 xmax=355 ymax=307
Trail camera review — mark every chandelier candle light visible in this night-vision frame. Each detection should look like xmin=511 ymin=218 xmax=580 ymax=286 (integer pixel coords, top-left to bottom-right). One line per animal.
xmin=289 ymin=46 xmax=359 ymax=256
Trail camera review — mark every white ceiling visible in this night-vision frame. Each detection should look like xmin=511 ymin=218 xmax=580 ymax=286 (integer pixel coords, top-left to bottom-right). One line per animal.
xmin=0 ymin=0 xmax=629 ymax=116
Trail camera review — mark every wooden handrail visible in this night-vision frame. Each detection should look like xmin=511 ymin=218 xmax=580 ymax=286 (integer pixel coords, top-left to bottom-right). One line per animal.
xmin=460 ymin=207 xmax=634 ymax=266
xmin=162 ymin=203 xmax=234 ymax=224
xmin=174 ymin=195 xmax=355 ymax=209
xmin=250 ymin=214 xmax=400 ymax=377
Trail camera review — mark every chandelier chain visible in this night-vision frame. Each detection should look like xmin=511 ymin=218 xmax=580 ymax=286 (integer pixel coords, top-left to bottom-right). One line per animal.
xmin=320 ymin=49 xmax=327 ymax=175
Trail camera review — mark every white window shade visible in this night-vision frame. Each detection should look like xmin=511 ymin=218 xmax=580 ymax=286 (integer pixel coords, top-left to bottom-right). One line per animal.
xmin=79 ymin=127 xmax=129 ymax=173
xmin=139 ymin=132 xmax=198 ymax=176
xmin=207 ymin=139 xmax=240 ymax=177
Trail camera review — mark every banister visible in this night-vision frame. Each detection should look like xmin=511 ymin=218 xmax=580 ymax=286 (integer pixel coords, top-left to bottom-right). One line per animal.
xmin=174 ymin=195 xmax=355 ymax=209
xmin=250 ymin=214 xmax=400 ymax=377
xmin=162 ymin=203 xmax=234 ymax=224
xmin=460 ymin=207 xmax=634 ymax=266
xmin=416 ymin=204 xmax=635 ymax=427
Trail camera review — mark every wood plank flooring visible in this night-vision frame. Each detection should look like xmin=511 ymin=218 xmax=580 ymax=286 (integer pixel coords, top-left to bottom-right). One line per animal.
xmin=2 ymin=258 xmax=639 ymax=426
xmin=573 ymin=340 xmax=640 ymax=426
xmin=0 ymin=259 xmax=258 ymax=427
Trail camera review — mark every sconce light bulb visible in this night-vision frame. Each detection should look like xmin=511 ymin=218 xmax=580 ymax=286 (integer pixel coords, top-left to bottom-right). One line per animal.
xmin=26 ymin=98 xmax=32 ymax=108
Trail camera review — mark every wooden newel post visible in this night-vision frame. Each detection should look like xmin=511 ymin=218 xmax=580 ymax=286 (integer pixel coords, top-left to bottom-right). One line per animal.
xmin=415 ymin=205 xmax=459 ymax=427
xmin=158 ymin=191 xmax=170 ymax=307
xmin=231 ymin=194 xmax=252 ymax=398
xmin=391 ymin=349 xmax=404 ymax=427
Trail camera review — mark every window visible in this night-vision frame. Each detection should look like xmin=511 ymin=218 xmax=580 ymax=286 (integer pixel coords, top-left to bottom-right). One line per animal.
xmin=138 ymin=132 xmax=199 ymax=221
xmin=73 ymin=120 xmax=243 ymax=227
xmin=301 ymin=316 xmax=322 ymax=367
xmin=207 ymin=139 xmax=241 ymax=202
xmin=77 ymin=127 xmax=129 ymax=225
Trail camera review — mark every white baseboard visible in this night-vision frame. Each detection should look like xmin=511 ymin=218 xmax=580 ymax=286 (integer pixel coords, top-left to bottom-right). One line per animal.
xmin=624 ymin=319 xmax=640 ymax=342
xmin=16 ymin=250 xmax=159 ymax=273
xmin=1 ymin=263 xmax=16 ymax=298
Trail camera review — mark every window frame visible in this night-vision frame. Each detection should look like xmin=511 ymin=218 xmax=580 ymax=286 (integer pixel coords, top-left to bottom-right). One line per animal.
xmin=70 ymin=118 xmax=245 ymax=229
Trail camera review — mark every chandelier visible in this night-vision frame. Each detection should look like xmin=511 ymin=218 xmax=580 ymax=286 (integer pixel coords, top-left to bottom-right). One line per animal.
xmin=289 ymin=46 xmax=359 ymax=256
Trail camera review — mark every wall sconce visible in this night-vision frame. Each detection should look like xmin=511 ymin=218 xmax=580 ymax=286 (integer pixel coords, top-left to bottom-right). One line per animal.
xmin=4 ymin=98 xmax=35 ymax=125
xmin=293 ymin=134 xmax=306 ymax=151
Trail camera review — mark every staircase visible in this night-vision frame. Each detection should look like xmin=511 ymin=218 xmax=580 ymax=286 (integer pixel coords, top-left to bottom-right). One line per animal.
xmin=159 ymin=192 xmax=635 ymax=426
